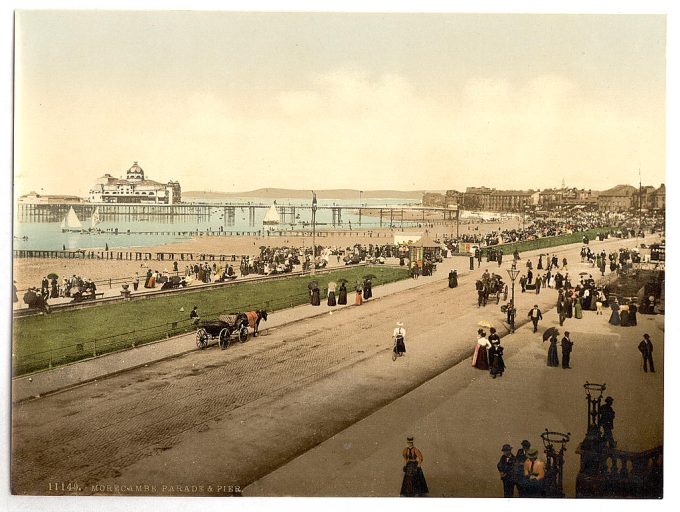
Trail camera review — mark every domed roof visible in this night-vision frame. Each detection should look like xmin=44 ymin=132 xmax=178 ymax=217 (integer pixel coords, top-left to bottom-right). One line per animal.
xmin=126 ymin=161 xmax=145 ymax=180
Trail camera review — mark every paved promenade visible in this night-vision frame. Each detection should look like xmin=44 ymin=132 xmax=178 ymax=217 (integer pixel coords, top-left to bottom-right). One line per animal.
xmin=12 ymin=235 xmax=657 ymax=403
xmin=243 ymin=305 xmax=664 ymax=497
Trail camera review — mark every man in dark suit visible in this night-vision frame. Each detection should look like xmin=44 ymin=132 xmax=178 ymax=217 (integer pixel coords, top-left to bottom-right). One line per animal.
xmin=561 ymin=331 xmax=573 ymax=369
xmin=638 ymin=333 xmax=655 ymax=373
xmin=528 ymin=305 xmax=542 ymax=333
xmin=497 ymin=444 xmax=516 ymax=497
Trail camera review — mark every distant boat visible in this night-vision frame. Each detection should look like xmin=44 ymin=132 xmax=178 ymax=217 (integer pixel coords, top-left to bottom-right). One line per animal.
xmin=60 ymin=207 xmax=83 ymax=232
xmin=262 ymin=204 xmax=281 ymax=225
xmin=90 ymin=207 xmax=102 ymax=230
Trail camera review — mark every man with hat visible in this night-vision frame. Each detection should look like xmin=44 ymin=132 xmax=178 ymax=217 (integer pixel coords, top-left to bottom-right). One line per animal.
xmin=400 ymin=435 xmax=428 ymax=497
xmin=497 ymin=444 xmax=516 ymax=497
xmin=488 ymin=328 xmax=505 ymax=378
xmin=561 ymin=331 xmax=574 ymax=369
xmin=513 ymin=440 xmax=531 ymax=496
xmin=638 ymin=333 xmax=655 ymax=373
xmin=522 ymin=447 xmax=545 ymax=497
xmin=599 ymin=396 xmax=616 ymax=448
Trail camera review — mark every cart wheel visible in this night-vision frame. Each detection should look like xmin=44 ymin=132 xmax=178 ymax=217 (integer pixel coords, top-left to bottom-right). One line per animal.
xmin=238 ymin=326 xmax=249 ymax=343
xmin=219 ymin=328 xmax=231 ymax=350
xmin=196 ymin=329 xmax=209 ymax=349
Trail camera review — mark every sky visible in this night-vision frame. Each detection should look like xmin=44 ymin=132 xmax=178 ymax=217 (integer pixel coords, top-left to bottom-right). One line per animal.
xmin=13 ymin=11 xmax=667 ymax=196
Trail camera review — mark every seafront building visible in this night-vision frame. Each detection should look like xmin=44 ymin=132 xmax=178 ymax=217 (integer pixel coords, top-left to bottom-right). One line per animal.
xmin=88 ymin=161 xmax=182 ymax=204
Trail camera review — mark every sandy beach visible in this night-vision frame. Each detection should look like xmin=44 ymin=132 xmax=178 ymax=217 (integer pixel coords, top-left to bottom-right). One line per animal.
xmin=13 ymin=218 xmax=520 ymax=293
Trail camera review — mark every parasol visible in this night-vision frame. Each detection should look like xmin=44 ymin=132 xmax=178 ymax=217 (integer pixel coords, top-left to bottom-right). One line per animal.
xmin=477 ymin=320 xmax=493 ymax=329
xmin=337 ymin=278 xmax=349 ymax=284
xmin=363 ymin=274 xmax=377 ymax=280
xmin=47 ymin=273 xmax=59 ymax=280
xmin=543 ymin=327 xmax=560 ymax=341
xmin=307 ymin=280 xmax=319 ymax=290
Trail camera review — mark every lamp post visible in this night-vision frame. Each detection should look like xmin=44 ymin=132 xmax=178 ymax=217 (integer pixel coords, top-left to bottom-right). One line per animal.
xmin=506 ymin=263 xmax=520 ymax=332
xmin=541 ymin=429 xmax=571 ymax=497
xmin=311 ymin=191 xmax=317 ymax=275
xmin=575 ymin=382 xmax=607 ymax=496
xmin=359 ymin=190 xmax=363 ymax=226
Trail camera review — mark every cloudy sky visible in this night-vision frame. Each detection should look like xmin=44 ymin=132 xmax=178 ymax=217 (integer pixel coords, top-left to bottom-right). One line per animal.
xmin=14 ymin=11 xmax=666 ymax=196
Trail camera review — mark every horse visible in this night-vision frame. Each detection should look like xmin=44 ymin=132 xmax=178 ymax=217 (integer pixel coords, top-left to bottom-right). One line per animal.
xmin=235 ymin=310 xmax=268 ymax=337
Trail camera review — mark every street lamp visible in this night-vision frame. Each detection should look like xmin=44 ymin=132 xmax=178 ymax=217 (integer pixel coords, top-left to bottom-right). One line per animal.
xmin=311 ymin=191 xmax=318 ymax=275
xmin=506 ymin=263 xmax=520 ymax=331
xmin=541 ymin=428 xmax=571 ymax=497
xmin=359 ymin=190 xmax=363 ymax=226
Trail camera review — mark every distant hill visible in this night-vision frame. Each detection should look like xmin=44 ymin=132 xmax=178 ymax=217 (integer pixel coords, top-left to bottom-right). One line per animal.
xmin=183 ymin=188 xmax=430 ymax=200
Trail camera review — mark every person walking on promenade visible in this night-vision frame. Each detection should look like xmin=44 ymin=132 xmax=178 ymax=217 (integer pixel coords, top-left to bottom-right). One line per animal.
xmin=535 ymin=276 xmax=542 ymax=294
xmin=448 ymin=269 xmax=458 ymax=288
xmin=522 ymin=448 xmax=546 ymax=497
xmin=638 ymin=333 xmax=655 ymax=373
xmin=133 ymin=273 xmax=140 ymax=291
xmin=520 ymin=275 xmax=527 ymax=293
xmin=472 ymin=329 xmax=490 ymax=370
xmin=354 ymin=284 xmax=363 ymax=306
xmin=497 ymin=250 xmax=503 ymax=267
xmin=537 ymin=254 xmax=543 ymax=270
xmin=599 ymin=397 xmax=616 ymax=448
xmin=546 ymin=331 xmax=560 ymax=367
xmin=311 ymin=283 xmax=321 ymax=306
xmin=497 ymin=444 xmax=516 ymax=497
xmin=393 ymin=322 xmax=406 ymax=359
xmin=629 ymin=299 xmax=638 ymax=326
xmin=337 ymin=281 xmax=348 ymax=305
xmin=400 ymin=436 xmax=428 ymax=497
xmin=506 ymin=300 xmax=516 ymax=332
xmin=514 ymin=440 xmax=531 ymax=496
xmin=363 ymin=277 xmax=372 ymax=301
xmin=327 ymin=281 xmax=337 ymax=307
xmin=488 ymin=328 xmax=505 ymax=378
xmin=609 ymin=298 xmax=621 ymax=325
xmin=561 ymin=331 xmax=573 ymax=369
xmin=528 ymin=305 xmax=543 ymax=333
xmin=476 ymin=247 xmax=482 ymax=268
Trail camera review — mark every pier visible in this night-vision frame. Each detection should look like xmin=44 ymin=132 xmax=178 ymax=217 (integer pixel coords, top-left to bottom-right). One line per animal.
xmin=16 ymin=201 xmax=459 ymax=228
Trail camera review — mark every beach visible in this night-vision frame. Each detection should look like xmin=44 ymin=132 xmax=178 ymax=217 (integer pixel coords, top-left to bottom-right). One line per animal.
xmin=12 ymin=218 xmax=521 ymax=293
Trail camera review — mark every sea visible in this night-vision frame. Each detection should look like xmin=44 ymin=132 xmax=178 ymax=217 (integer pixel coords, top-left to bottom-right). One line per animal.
xmin=13 ymin=197 xmax=426 ymax=252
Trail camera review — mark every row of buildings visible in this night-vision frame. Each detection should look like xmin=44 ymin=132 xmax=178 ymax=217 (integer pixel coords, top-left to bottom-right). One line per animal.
xmin=423 ymin=184 xmax=665 ymax=213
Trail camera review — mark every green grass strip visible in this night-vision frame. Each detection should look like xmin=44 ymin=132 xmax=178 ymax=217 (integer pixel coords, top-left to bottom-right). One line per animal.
xmin=481 ymin=228 xmax=612 ymax=258
xmin=12 ymin=265 xmax=409 ymax=376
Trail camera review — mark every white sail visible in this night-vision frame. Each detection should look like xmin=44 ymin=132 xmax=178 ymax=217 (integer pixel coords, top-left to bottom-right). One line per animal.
xmin=91 ymin=207 xmax=101 ymax=229
xmin=262 ymin=204 xmax=281 ymax=225
xmin=61 ymin=207 xmax=83 ymax=231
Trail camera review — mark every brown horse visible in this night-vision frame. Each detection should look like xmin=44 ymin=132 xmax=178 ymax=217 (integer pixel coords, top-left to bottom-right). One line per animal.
xmin=236 ymin=310 xmax=268 ymax=337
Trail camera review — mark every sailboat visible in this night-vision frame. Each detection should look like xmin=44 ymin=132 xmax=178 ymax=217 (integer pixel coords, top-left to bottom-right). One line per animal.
xmin=262 ymin=204 xmax=281 ymax=225
xmin=90 ymin=207 xmax=102 ymax=231
xmin=60 ymin=206 xmax=83 ymax=232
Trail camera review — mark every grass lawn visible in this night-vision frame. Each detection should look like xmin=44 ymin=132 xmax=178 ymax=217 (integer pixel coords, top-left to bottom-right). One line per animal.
xmin=12 ymin=265 xmax=409 ymax=376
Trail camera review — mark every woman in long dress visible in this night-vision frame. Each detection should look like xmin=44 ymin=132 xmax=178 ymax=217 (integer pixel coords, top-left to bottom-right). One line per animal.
xmin=609 ymin=299 xmax=621 ymax=325
xmin=489 ymin=339 xmax=505 ymax=378
xmin=363 ymin=278 xmax=372 ymax=300
xmin=620 ymin=305 xmax=630 ymax=326
xmin=546 ymin=333 xmax=560 ymax=367
xmin=355 ymin=285 xmax=363 ymax=306
xmin=311 ymin=285 xmax=321 ymax=306
xmin=472 ymin=329 xmax=490 ymax=370
xmin=628 ymin=301 xmax=638 ymax=326
xmin=400 ymin=436 xmax=428 ymax=497
xmin=574 ymin=296 xmax=583 ymax=319
xmin=337 ymin=282 xmax=348 ymax=305
xmin=327 ymin=282 xmax=337 ymax=306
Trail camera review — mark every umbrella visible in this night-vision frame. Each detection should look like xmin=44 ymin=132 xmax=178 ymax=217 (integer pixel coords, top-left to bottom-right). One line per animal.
xmin=477 ymin=320 xmax=493 ymax=329
xmin=337 ymin=278 xmax=349 ymax=285
xmin=47 ymin=273 xmax=59 ymax=280
xmin=543 ymin=327 xmax=560 ymax=341
xmin=307 ymin=280 xmax=319 ymax=290
xmin=579 ymin=272 xmax=589 ymax=276
xmin=363 ymin=274 xmax=377 ymax=280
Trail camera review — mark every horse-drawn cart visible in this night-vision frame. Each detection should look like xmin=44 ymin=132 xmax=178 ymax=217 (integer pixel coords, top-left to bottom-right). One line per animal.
xmin=195 ymin=310 xmax=268 ymax=350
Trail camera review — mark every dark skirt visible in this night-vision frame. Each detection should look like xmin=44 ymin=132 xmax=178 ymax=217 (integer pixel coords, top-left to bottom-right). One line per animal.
xmin=394 ymin=337 xmax=406 ymax=355
xmin=311 ymin=289 xmax=320 ymax=306
xmin=547 ymin=342 xmax=560 ymax=367
xmin=338 ymin=289 xmax=347 ymax=305
xmin=363 ymin=286 xmax=372 ymax=300
xmin=400 ymin=461 xmax=428 ymax=496
xmin=490 ymin=353 xmax=505 ymax=376
xmin=327 ymin=291 xmax=336 ymax=306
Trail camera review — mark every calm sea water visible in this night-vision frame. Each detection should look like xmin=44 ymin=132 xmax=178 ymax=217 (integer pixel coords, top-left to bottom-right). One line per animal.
xmin=13 ymin=197 xmax=422 ymax=251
